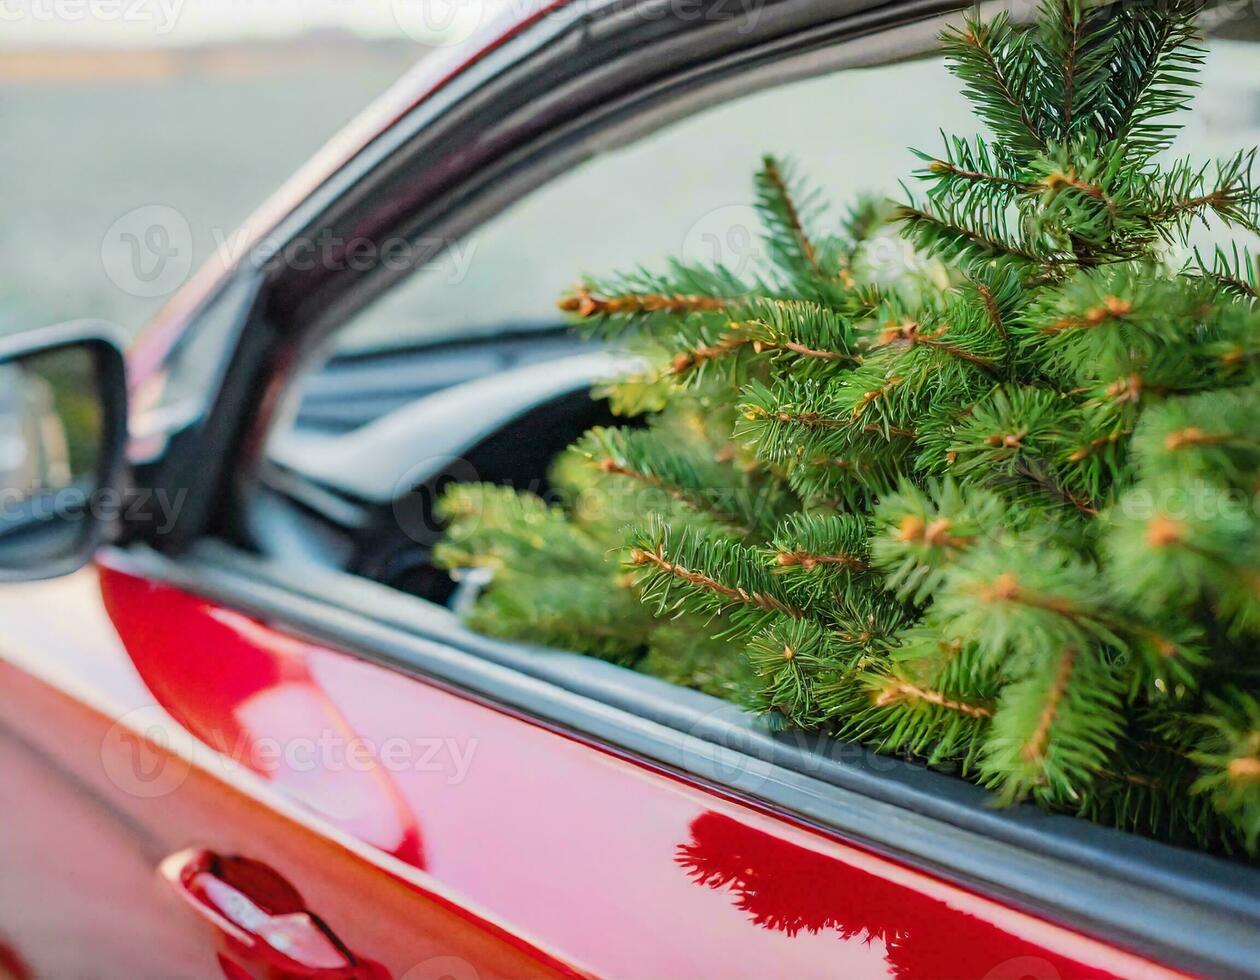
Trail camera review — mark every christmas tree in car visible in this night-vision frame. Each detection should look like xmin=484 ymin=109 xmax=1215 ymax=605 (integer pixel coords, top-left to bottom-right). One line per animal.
xmin=435 ymin=0 xmax=1260 ymax=855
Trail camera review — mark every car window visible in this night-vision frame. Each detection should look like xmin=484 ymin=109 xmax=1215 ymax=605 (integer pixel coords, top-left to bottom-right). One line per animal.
xmin=333 ymin=56 xmax=972 ymax=352
xmin=261 ymin=34 xmax=1260 ymax=592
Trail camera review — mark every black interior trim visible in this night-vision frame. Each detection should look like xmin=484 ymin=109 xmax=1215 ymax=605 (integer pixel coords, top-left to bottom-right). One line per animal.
xmin=106 ymin=540 xmax=1260 ymax=978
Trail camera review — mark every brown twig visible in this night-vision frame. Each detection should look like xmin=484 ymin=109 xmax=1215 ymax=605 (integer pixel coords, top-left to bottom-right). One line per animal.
xmin=775 ymin=551 xmax=869 ymax=572
xmin=559 ymin=286 xmax=731 ymax=318
xmin=875 ymin=320 xmax=1002 ymax=375
xmin=762 ymin=158 xmax=821 ymax=274
xmin=629 ymin=546 xmax=803 ymax=617
xmin=1041 ymin=295 xmax=1133 ymax=335
xmin=1023 ymin=647 xmax=1077 ymax=763
xmin=873 ymin=677 xmax=994 ymax=719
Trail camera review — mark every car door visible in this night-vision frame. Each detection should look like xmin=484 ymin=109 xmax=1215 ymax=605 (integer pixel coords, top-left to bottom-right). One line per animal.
xmin=0 ymin=563 xmax=567 ymax=979
xmin=0 ymin=556 xmax=1174 ymax=980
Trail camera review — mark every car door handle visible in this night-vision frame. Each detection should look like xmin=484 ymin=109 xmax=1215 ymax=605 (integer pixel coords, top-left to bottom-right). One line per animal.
xmin=160 ymin=848 xmax=375 ymax=979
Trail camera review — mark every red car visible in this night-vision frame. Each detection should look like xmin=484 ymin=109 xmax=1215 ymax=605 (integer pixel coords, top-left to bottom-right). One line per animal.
xmin=1 ymin=1 xmax=1258 ymax=977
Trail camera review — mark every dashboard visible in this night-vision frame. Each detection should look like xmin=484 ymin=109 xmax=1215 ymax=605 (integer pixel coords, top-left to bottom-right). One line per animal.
xmin=251 ymin=329 xmax=631 ymax=607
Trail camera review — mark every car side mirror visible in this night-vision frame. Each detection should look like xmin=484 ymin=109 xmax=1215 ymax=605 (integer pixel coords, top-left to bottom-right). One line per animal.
xmin=0 ymin=322 xmax=128 ymax=582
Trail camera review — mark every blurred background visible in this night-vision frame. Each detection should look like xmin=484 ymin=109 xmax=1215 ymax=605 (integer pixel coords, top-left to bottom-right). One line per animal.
xmin=3 ymin=0 xmax=1260 ymax=344
xmin=0 ymin=1 xmax=487 ymax=336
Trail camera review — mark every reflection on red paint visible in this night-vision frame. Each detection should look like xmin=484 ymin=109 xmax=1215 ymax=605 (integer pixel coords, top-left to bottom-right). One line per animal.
xmin=99 ymin=572 xmax=424 ymax=867
xmin=0 ymin=939 xmax=33 ymax=980
xmin=677 ymin=811 xmax=1074 ymax=978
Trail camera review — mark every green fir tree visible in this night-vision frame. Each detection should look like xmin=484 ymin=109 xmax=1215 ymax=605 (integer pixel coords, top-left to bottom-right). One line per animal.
xmin=435 ymin=0 xmax=1260 ymax=856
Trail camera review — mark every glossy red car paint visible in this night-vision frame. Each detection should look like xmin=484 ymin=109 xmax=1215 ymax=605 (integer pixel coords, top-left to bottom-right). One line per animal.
xmin=0 ymin=554 xmax=1185 ymax=978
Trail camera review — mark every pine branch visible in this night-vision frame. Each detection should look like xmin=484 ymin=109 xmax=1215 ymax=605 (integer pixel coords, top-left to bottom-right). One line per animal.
xmin=630 ymin=545 xmax=797 ymax=614
xmin=577 ymin=426 xmax=786 ymax=537
xmin=973 ymin=280 xmax=1008 ymax=344
xmin=941 ymin=13 xmax=1048 ymax=161
xmin=1039 ymin=0 xmax=1117 ymax=142
xmin=893 ymin=196 xmax=1053 ymax=272
xmin=1195 ymin=244 xmax=1260 ymax=300
xmin=1104 ymin=476 xmax=1260 ymax=634
xmin=667 ymin=330 xmax=754 ymax=376
xmin=756 ymin=155 xmax=824 ymax=278
xmin=843 ymin=663 xmax=995 ymax=767
xmin=924 ymin=157 xmax=1031 ymax=195
xmin=663 ymin=299 xmax=861 ymax=388
xmin=870 ymin=674 xmax=994 ymax=720
xmin=1039 ymin=294 xmax=1134 ymax=335
xmin=628 ymin=518 xmax=806 ymax=629
xmin=558 ymin=261 xmax=770 ymax=336
xmin=871 ymin=480 xmax=1010 ymax=604
xmin=775 ymin=550 xmax=868 ymax=571
xmin=738 ymin=379 xmax=918 ymax=445
xmin=1149 ymin=151 xmax=1260 ymax=240
xmin=768 ymin=513 xmax=875 ymax=608
xmin=1024 ymin=645 xmax=1078 ymax=764
xmin=642 ymin=619 xmax=751 ymax=699
xmin=744 ymin=617 xmax=869 ymax=727
xmin=1191 ymin=690 xmax=1260 ymax=851
xmin=913 ymin=134 xmax=1032 ymax=210
xmin=1100 ymin=0 xmax=1206 ymax=161
xmin=560 ymin=285 xmax=733 ymax=318
xmin=1054 ymin=0 xmax=1083 ymax=134
xmin=980 ymin=643 xmax=1123 ymax=805
xmin=872 ymin=317 xmax=1003 ymax=375
xmin=466 ymin=575 xmax=650 ymax=664
xmin=1128 ymin=383 xmax=1260 ymax=485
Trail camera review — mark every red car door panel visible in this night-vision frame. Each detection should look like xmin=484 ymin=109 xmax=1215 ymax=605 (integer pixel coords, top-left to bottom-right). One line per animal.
xmin=0 ymin=569 xmax=566 ymax=980
xmin=0 ymin=560 xmax=1182 ymax=978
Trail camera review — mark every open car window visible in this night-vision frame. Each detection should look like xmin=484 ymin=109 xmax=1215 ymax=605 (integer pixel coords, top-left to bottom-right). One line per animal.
xmin=259 ymin=53 xmax=980 ymax=596
xmin=331 ymin=55 xmax=973 ymax=354
xmin=262 ymin=33 xmax=1260 ymax=584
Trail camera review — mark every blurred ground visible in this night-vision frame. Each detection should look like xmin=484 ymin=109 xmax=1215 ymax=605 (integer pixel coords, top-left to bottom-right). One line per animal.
xmin=0 ymin=38 xmax=419 ymax=336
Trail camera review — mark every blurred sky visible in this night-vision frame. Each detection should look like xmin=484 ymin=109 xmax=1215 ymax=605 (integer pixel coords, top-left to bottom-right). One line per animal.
xmin=0 ymin=0 xmax=514 ymax=48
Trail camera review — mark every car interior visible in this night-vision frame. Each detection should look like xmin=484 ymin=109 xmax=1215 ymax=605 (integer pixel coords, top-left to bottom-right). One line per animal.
xmin=256 ymin=330 xmax=626 ymax=605
xmin=251 ymin=34 xmax=987 ymax=611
